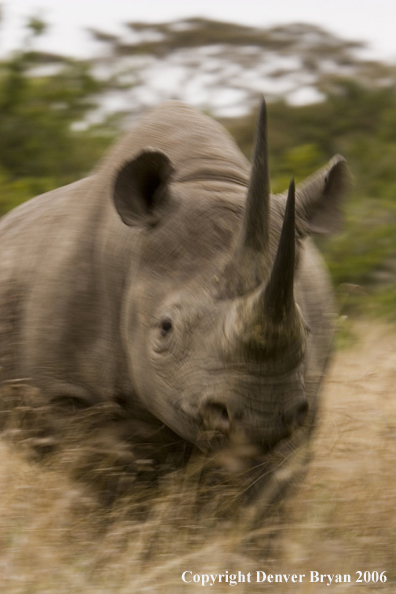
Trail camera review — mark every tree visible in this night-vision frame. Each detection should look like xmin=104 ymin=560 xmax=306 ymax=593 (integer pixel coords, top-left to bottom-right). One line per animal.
xmin=0 ymin=15 xmax=116 ymax=214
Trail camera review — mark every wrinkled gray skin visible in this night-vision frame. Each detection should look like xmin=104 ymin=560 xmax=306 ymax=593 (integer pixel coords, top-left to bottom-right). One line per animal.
xmin=0 ymin=101 xmax=349 ymax=502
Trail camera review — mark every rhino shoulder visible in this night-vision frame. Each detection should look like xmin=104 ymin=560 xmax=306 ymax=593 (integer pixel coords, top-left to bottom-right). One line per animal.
xmin=0 ymin=177 xmax=92 ymax=235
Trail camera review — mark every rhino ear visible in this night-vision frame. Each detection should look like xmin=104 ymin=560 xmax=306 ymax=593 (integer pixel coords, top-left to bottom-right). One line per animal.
xmin=113 ymin=148 xmax=174 ymax=227
xmin=294 ymin=155 xmax=351 ymax=236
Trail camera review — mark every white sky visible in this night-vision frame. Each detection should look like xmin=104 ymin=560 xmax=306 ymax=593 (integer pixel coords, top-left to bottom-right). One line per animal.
xmin=1 ymin=0 xmax=395 ymax=62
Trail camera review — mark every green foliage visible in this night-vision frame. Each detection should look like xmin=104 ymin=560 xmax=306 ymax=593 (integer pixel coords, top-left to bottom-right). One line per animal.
xmin=0 ymin=17 xmax=116 ymax=215
xmin=26 ymin=16 xmax=47 ymax=38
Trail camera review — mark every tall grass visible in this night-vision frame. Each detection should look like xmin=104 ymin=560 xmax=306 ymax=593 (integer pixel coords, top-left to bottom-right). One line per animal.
xmin=0 ymin=320 xmax=395 ymax=593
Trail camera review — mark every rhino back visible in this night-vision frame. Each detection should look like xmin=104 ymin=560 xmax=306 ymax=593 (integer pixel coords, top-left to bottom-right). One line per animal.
xmin=93 ymin=101 xmax=250 ymax=189
xmin=0 ymin=177 xmax=120 ymax=401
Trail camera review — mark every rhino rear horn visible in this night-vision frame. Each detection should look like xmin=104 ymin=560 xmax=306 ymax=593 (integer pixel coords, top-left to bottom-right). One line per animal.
xmin=264 ymin=177 xmax=296 ymax=322
xmin=113 ymin=148 xmax=174 ymax=227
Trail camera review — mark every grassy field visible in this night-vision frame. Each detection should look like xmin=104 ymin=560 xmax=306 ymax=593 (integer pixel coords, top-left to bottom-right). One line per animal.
xmin=0 ymin=320 xmax=395 ymax=593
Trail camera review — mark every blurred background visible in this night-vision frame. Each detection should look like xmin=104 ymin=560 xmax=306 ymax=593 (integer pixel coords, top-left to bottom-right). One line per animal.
xmin=0 ymin=1 xmax=396 ymax=319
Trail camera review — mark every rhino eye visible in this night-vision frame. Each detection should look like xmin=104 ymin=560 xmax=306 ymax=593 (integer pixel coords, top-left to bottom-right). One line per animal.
xmin=160 ymin=318 xmax=173 ymax=337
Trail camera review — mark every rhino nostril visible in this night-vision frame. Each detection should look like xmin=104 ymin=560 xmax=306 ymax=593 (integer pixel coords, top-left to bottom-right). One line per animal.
xmin=282 ymin=400 xmax=309 ymax=431
xmin=203 ymin=402 xmax=230 ymax=434
xmin=296 ymin=400 xmax=309 ymax=426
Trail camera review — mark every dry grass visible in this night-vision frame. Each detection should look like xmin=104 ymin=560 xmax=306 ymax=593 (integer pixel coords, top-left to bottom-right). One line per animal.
xmin=0 ymin=320 xmax=395 ymax=593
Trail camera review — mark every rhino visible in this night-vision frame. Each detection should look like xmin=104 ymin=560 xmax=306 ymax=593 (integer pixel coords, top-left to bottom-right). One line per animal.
xmin=0 ymin=99 xmax=348 ymax=501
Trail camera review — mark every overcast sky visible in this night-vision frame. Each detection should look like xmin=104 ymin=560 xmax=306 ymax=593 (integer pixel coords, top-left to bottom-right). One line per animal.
xmin=2 ymin=0 xmax=395 ymax=62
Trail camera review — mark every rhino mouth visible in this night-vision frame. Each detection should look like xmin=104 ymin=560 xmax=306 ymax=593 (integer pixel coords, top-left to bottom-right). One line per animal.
xmin=194 ymin=414 xmax=309 ymax=476
xmin=196 ymin=401 xmax=304 ymax=453
xmin=196 ymin=426 xmax=282 ymax=467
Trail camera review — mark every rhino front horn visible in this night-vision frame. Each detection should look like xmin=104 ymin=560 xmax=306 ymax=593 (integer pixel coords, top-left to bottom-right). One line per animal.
xmin=264 ymin=177 xmax=296 ymax=322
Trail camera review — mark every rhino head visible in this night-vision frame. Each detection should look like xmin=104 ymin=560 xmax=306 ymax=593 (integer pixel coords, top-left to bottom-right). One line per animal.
xmin=112 ymin=100 xmax=347 ymax=463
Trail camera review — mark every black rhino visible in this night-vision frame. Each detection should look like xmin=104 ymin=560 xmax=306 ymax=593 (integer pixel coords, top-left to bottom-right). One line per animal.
xmin=0 ymin=99 xmax=349 ymax=500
